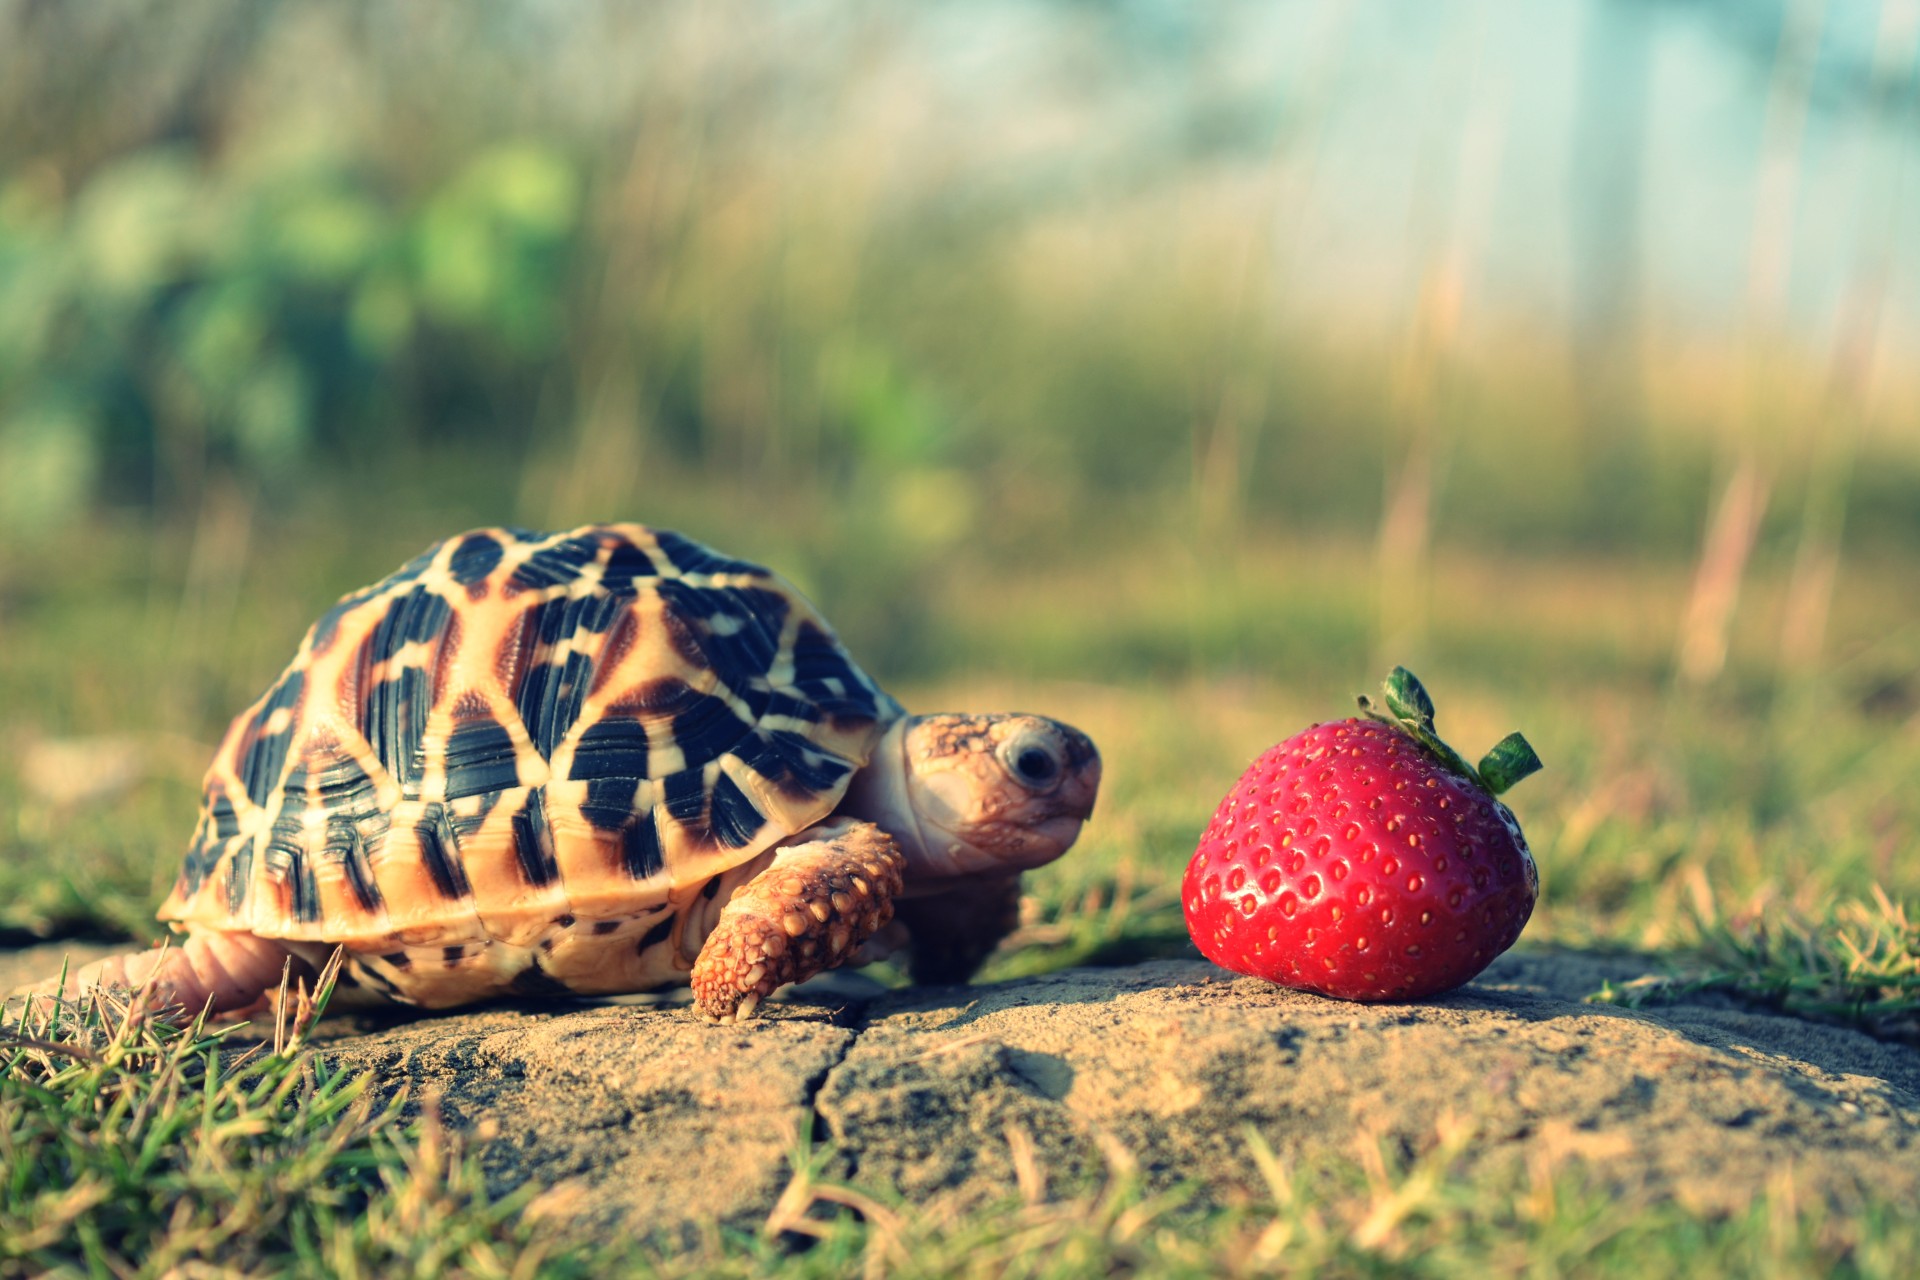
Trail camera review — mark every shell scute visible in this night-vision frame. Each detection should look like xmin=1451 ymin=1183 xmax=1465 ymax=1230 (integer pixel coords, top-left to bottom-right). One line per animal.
xmin=651 ymin=528 xmax=769 ymax=577
xmin=732 ymin=728 xmax=854 ymax=800
xmin=791 ymin=619 xmax=886 ymax=728
xmin=506 ymin=531 xmax=605 ymax=594
xmin=441 ymin=715 xmax=522 ymax=801
xmin=237 ymin=669 xmax=305 ymax=808
xmin=447 ymin=532 xmax=504 ymax=590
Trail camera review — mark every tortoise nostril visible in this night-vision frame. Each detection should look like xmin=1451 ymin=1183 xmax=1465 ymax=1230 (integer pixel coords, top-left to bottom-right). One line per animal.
xmin=1062 ymin=726 xmax=1100 ymax=769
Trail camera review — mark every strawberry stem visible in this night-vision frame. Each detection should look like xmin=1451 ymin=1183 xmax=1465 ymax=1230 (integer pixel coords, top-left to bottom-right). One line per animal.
xmin=1357 ymin=666 xmax=1542 ymax=797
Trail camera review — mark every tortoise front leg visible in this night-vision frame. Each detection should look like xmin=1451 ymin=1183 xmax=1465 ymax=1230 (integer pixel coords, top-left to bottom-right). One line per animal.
xmin=893 ymin=873 xmax=1023 ymax=986
xmin=690 ymin=818 xmax=905 ymax=1022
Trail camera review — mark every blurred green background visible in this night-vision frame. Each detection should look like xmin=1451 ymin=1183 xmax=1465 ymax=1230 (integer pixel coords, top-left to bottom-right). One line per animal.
xmin=1 ymin=0 xmax=1917 ymax=963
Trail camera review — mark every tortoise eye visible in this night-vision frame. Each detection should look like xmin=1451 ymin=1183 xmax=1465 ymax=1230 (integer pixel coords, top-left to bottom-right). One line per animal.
xmin=1001 ymin=735 xmax=1063 ymax=791
xmin=1016 ymin=748 xmax=1056 ymax=782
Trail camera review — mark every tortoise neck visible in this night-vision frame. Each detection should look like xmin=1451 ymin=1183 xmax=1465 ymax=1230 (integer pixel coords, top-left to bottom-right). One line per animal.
xmin=836 ymin=718 xmax=936 ymax=867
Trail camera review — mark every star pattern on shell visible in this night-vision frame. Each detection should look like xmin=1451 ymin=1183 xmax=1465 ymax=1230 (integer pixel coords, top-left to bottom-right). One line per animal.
xmin=160 ymin=525 xmax=903 ymax=961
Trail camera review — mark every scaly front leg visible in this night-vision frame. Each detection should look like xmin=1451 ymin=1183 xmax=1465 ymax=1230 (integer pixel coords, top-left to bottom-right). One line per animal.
xmin=690 ymin=818 xmax=905 ymax=1022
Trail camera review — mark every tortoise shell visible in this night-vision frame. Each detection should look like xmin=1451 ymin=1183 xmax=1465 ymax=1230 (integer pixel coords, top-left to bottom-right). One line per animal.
xmin=159 ymin=524 xmax=902 ymax=961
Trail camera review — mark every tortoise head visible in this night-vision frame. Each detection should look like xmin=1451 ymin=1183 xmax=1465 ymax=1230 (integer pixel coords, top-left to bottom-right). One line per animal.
xmin=842 ymin=713 xmax=1101 ymax=879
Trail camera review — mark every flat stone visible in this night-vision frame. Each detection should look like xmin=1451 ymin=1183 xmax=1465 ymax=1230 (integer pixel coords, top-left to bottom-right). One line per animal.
xmin=820 ymin=955 xmax=1920 ymax=1219
xmin=320 ymin=996 xmax=859 ymax=1246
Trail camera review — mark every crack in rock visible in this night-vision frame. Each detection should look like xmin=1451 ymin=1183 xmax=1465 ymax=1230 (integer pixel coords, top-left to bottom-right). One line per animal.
xmin=794 ymin=989 xmax=879 ymax=1168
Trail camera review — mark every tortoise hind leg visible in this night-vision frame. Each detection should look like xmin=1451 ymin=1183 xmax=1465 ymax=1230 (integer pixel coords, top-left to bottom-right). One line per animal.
xmin=13 ymin=930 xmax=304 ymax=1019
xmin=690 ymin=818 xmax=905 ymax=1022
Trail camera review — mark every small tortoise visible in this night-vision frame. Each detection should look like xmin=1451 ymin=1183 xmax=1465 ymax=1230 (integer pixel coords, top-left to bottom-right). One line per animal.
xmin=26 ymin=524 xmax=1099 ymax=1022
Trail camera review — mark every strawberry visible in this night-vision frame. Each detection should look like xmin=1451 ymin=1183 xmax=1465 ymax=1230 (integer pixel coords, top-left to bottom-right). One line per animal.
xmin=1183 ymin=668 xmax=1542 ymax=1001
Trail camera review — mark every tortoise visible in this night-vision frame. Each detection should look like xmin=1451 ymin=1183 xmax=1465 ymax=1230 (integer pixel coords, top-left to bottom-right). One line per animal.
xmin=22 ymin=524 xmax=1100 ymax=1022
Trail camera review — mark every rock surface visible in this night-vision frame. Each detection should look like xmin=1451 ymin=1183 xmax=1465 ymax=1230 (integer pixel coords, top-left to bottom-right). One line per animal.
xmin=818 ymin=955 xmax=1920 ymax=1222
xmin=8 ymin=945 xmax=1918 ymax=1242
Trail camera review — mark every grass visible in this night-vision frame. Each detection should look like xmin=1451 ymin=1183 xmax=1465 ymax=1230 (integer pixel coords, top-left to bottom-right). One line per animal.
xmin=0 ymin=958 xmax=605 ymax=1279
xmin=3 ymin=507 xmax=1919 ymax=1274
xmin=744 ymin=1115 xmax=1920 ymax=1280
xmin=1588 ymin=885 xmax=1920 ymax=1043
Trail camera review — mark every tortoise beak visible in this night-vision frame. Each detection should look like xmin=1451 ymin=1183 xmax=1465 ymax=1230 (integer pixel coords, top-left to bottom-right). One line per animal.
xmin=1032 ymin=813 xmax=1092 ymax=858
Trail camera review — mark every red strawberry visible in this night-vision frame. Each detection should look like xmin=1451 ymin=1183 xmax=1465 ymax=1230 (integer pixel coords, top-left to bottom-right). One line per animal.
xmin=1183 ymin=668 xmax=1542 ymax=1001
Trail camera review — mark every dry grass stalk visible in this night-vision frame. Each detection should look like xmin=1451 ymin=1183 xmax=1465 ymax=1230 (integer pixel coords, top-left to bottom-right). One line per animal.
xmin=1676 ymin=455 xmax=1770 ymax=685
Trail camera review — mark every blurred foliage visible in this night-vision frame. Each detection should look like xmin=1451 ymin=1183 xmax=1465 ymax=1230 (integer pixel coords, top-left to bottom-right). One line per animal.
xmin=0 ymin=141 xmax=579 ymax=530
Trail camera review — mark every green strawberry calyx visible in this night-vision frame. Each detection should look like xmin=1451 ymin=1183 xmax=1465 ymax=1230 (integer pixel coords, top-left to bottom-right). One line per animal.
xmin=1356 ymin=666 xmax=1543 ymax=798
